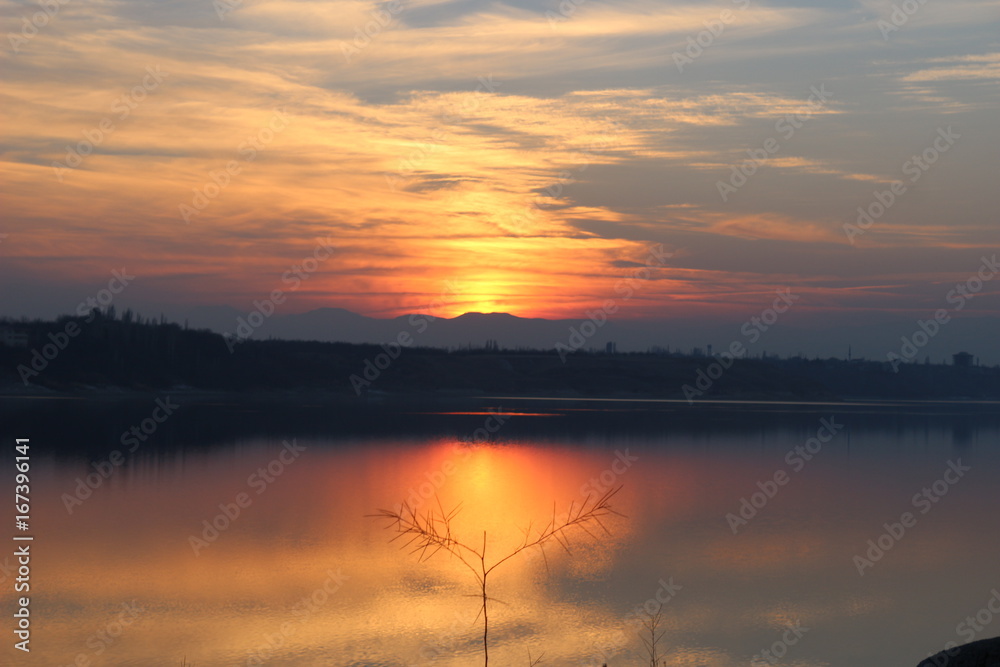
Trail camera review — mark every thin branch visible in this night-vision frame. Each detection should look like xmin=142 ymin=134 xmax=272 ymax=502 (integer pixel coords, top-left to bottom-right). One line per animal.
xmin=640 ymin=604 xmax=666 ymax=667
xmin=485 ymin=485 xmax=623 ymax=578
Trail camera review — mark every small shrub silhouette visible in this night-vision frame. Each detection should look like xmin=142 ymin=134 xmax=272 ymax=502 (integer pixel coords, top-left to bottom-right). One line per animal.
xmin=371 ymin=485 xmax=623 ymax=665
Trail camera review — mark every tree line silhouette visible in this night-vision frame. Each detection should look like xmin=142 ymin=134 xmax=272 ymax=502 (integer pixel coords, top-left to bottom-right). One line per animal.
xmin=1 ymin=309 xmax=997 ymax=399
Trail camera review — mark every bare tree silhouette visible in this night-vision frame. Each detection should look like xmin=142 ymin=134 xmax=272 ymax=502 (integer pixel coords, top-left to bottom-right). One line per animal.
xmin=640 ymin=604 xmax=666 ymax=667
xmin=371 ymin=485 xmax=623 ymax=666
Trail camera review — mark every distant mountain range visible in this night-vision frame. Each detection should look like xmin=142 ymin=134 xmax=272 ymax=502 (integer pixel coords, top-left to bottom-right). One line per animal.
xmin=177 ymin=304 xmax=996 ymax=366
xmin=185 ymin=305 xmax=669 ymax=352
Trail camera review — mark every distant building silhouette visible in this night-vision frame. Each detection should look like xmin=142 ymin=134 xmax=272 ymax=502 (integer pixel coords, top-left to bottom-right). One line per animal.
xmin=605 ymin=341 xmax=617 ymax=355
xmin=953 ymin=352 xmax=974 ymax=368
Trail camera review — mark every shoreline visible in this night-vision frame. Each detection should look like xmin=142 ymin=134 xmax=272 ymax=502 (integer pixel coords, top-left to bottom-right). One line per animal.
xmin=3 ymin=383 xmax=1000 ymax=407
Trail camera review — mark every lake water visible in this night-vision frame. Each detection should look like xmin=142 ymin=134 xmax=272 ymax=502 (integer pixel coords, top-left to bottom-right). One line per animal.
xmin=2 ymin=396 xmax=999 ymax=666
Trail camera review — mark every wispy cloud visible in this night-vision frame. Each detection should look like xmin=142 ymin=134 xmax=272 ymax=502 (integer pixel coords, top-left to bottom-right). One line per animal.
xmin=1 ymin=0 xmax=997 ymax=324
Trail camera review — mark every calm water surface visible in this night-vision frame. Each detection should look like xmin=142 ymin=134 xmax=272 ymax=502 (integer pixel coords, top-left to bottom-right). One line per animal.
xmin=2 ymin=397 xmax=999 ymax=666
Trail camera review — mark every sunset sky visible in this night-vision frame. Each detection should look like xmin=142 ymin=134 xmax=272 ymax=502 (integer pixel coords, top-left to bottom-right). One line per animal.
xmin=2 ymin=0 xmax=998 ymax=356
